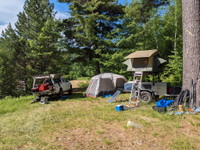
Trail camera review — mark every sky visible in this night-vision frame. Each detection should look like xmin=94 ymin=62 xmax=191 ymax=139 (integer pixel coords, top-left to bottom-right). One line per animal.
xmin=0 ymin=0 xmax=130 ymax=35
xmin=0 ymin=0 xmax=70 ymax=34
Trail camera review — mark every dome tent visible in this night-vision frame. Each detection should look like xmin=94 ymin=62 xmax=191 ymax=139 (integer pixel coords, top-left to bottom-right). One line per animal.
xmin=85 ymin=73 xmax=127 ymax=98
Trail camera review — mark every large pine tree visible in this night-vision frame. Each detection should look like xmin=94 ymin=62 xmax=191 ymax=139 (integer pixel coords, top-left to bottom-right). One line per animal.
xmin=0 ymin=0 xmax=62 ymax=95
xmin=60 ymin=0 xmax=124 ymax=75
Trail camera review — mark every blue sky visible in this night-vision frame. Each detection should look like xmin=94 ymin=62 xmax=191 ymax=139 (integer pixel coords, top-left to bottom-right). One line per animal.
xmin=0 ymin=0 xmax=131 ymax=34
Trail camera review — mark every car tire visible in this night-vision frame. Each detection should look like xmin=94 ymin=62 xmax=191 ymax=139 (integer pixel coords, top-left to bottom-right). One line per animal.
xmin=59 ymin=88 xmax=63 ymax=99
xmin=140 ymin=91 xmax=153 ymax=103
xmin=68 ymin=85 xmax=72 ymax=95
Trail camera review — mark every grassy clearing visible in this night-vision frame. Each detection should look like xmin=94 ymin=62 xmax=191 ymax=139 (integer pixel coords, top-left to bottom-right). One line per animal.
xmin=0 ymin=92 xmax=200 ymax=149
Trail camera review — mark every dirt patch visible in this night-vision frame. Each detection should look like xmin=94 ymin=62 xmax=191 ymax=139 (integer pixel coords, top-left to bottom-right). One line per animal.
xmin=50 ymin=122 xmax=168 ymax=150
xmin=71 ymin=80 xmax=88 ymax=88
xmin=180 ymin=120 xmax=200 ymax=139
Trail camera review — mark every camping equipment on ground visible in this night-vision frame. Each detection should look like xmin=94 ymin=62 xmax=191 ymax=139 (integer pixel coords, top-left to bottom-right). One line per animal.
xmin=129 ymin=72 xmax=143 ymax=106
xmin=123 ymin=49 xmax=167 ymax=72
xmin=193 ymin=106 xmax=200 ymax=114
xmin=85 ymin=73 xmax=127 ymax=98
xmin=116 ymin=104 xmax=124 ymax=111
xmin=116 ymin=104 xmax=140 ymax=111
xmin=108 ymin=91 xmax=121 ymax=103
xmin=40 ymin=96 xmax=49 ymax=104
xmin=156 ymin=99 xmax=174 ymax=107
xmin=152 ymin=106 xmax=167 ymax=113
xmin=172 ymin=89 xmax=190 ymax=108
xmin=152 ymin=99 xmax=174 ymax=113
xmin=105 ymin=94 xmax=112 ymax=98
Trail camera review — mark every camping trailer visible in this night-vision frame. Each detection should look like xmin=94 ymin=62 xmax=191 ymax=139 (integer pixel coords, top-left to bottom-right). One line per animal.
xmin=123 ymin=50 xmax=181 ymax=103
xmin=123 ymin=49 xmax=166 ymax=72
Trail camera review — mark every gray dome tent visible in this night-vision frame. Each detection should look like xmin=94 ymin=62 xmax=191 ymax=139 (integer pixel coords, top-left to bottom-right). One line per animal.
xmin=85 ymin=73 xmax=127 ymax=98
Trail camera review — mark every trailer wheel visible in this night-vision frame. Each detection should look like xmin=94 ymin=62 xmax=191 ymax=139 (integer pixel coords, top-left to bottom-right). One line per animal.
xmin=140 ymin=91 xmax=152 ymax=103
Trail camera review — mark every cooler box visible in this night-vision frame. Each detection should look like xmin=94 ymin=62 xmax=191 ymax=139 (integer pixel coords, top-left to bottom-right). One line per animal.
xmin=116 ymin=104 xmax=124 ymax=111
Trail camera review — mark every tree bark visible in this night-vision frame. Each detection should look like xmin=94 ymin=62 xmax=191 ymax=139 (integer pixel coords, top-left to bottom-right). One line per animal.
xmin=174 ymin=0 xmax=177 ymax=53
xmin=95 ymin=61 xmax=100 ymax=75
xmin=182 ymin=0 xmax=200 ymax=106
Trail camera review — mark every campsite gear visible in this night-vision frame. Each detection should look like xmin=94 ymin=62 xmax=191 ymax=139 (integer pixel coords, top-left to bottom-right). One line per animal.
xmin=105 ymin=94 xmax=112 ymax=98
xmin=116 ymin=104 xmax=124 ymax=111
xmin=174 ymin=111 xmax=183 ymax=115
xmin=127 ymin=121 xmax=141 ymax=128
xmin=188 ymin=107 xmax=194 ymax=112
xmin=178 ymin=105 xmax=183 ymax=112
xmin=173 ymin=89 xmax=190 ymax=107
xmin=39 ymin=84 xmax=48 ymax=91
xmin=129 ymin=72 xmax=143 ymax=106
xmin=108 ymin=90 xmax=121 ymax=103
xmin=152 ymin=106 xmax=167 ymax=113
xmin=40 ymin=97 xmax=48 ymax=104
xmin=85 ymin=73 xmax=127 ymax=98
xmin=156 ymin=99 xmax=174 ymax=108
xmin=123 ymin=105 xmax=140 ymax=110
xmin=193 ymin=106 xmax=200 ymax=114
xmin=123 ymin=49 xmax=167 ymax=72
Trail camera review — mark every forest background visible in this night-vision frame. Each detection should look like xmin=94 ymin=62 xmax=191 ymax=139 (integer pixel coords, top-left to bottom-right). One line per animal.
xmin=0 ymin=0 xmax=182 ymax=98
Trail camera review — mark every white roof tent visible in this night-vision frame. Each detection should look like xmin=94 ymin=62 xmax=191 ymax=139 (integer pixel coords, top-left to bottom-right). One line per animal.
xmin=85 ymin=73 xmax=127 ymax=98
xmin=123 ymin=49 xmax=167 ymax=72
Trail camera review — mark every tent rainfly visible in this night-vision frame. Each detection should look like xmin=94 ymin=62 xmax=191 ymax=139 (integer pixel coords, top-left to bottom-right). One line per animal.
xmin=123 ymin=49 xmax=166 ymax=72
xmin=85 ymin=73 xmax=127 ymax=98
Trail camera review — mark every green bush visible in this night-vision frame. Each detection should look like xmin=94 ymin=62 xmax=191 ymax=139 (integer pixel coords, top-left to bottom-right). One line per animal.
xmin=78 ymin=82 xmax=89 ymax=88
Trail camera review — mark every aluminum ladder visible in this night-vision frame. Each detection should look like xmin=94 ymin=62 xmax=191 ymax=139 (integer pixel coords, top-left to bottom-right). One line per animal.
xmin=129 ymin=72 xmax=143 ymax=106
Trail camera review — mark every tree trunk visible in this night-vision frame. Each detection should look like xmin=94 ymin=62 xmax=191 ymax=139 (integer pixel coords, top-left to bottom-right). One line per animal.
xmin=182 ymin=0 xmax=200 ymax=106
xmin=95 ymin=61 xmax=100 ymax=75
xmin=174 ymin=0 xmax=177 ymax=53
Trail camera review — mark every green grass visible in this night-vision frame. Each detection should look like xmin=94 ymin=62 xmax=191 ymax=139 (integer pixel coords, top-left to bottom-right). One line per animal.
xmin=0 ymin=93 xmax=200 ymax=149
xmin=76 ymin=77 xmax=91 ymax=80
xmin=78 ymin=81 xmax=89 ymax=88
xmin=171 ymin=137 xmax=196 ymax=150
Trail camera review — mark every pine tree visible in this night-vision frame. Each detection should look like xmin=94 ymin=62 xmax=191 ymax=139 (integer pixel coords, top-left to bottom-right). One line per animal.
xmin=0 ymin=0 xmax=62 ymax=95
xmin=14 ymin=0 xmax=61 ymax=90
xmin=0 ymin=24 xmax=18 ymax=98
xmin=61 ymin=0 xmax=124 ymax=75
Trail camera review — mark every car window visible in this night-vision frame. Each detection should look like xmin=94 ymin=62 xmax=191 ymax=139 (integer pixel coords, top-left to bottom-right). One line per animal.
xmin=64 ymin=78 xmax=69 ymax=82
xmin=53 ymin=78 xmax=61 ymax=83
xmin=61 ymin=78 xmax=66 ymax=82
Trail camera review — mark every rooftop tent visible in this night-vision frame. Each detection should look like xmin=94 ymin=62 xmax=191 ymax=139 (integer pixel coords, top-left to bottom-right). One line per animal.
xmin=123 ymin=49 xmax=167 ymax=72
xmin=85 ymin=73 xmax=127 ymax=98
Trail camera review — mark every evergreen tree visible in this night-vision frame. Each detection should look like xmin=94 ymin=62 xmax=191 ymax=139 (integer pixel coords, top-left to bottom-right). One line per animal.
xmin=0 ymin=0 xmax=63 ymax=96
xmin=14 ymin=0 xmax=62 ymax=91
xmin=0 ymin=24 xmax=18 ymax=98
xmin=60 ymin=0 xmax=124 ymax=75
